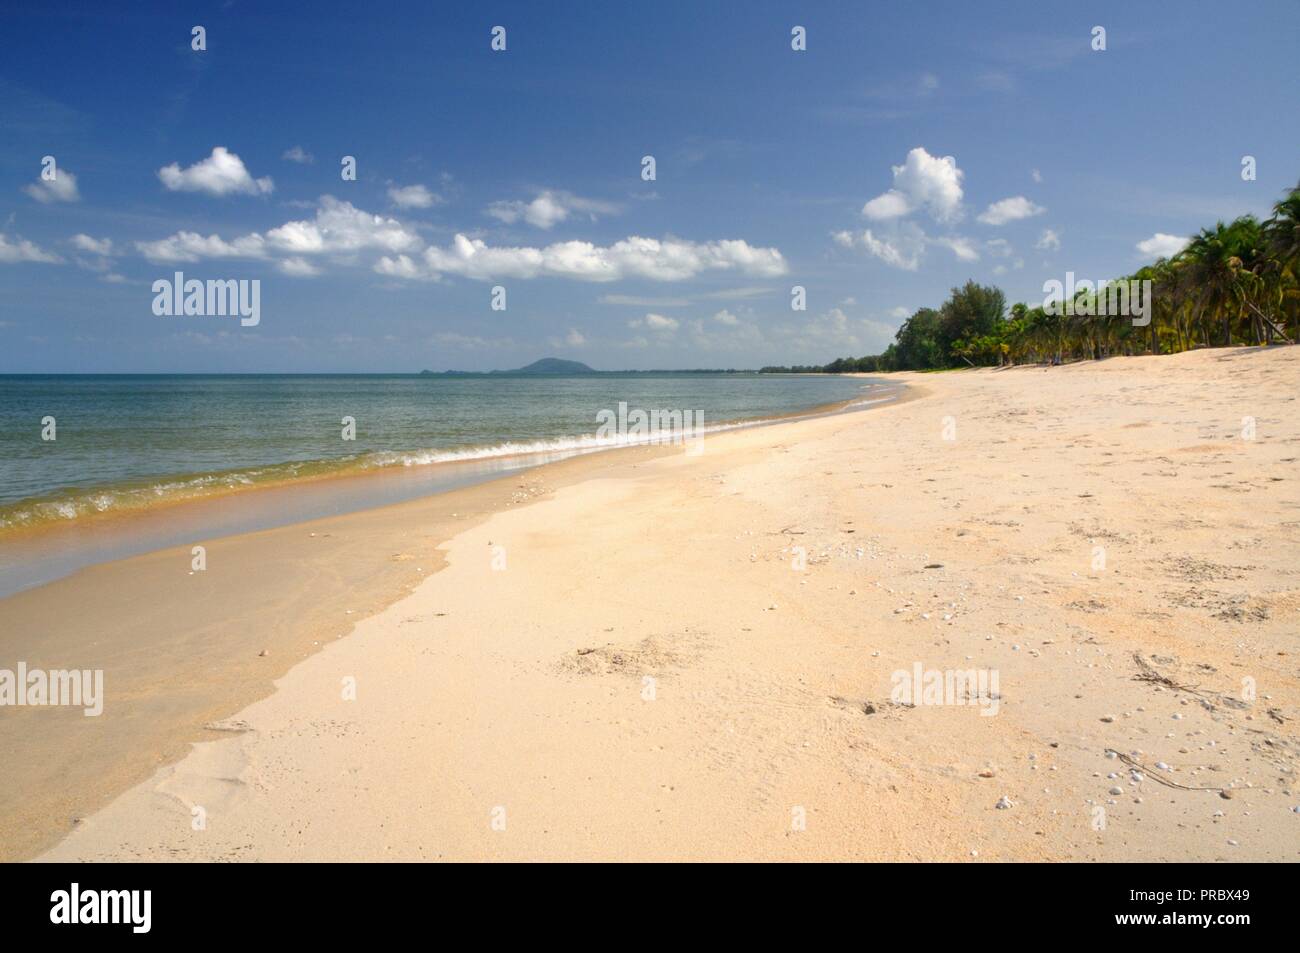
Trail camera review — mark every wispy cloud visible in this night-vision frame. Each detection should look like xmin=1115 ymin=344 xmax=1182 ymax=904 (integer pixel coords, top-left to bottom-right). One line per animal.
xmin=486 ymin=190 xmax=619 ymax=230
xmin=0 ymin=233 xmax=63 ymax=264
xmin=24 ymin=168 xmax=80 ymax=204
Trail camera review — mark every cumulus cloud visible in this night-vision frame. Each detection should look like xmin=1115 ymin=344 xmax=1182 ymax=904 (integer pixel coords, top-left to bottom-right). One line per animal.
xmin=0 ymin=233 xmax=63 ymax=264
xmin=387 ymin=183 xmax=442 ymax=209
xmin=136 ymin=196 xmax=421 ymax=274
xmin=977 ymin=195 xmax=1045 ymax=225
xmin=1036 ymin=228 xmax=1061 ymax=251
xmin=486 ymin=190 xmax=619 ymax=230
xmin=136 ymin=231 xmax=269 ymax=263
xmin=1031 ymin=168 xmax=1043 ymax=183
xmin=712 ymin=309 xmax=740 ymax=325
xmin=281 ymin=145 xmax=314 ymax=164
xmin=373 ymin=254 xmax=425 ymax=280
xmin=862 ymin=147 xmax=965 ymax=224
xmin=157 ymin=147 xmax=274 ymax=196
xmin=564 ymin=328 xmax=587 ymax=347
xmin=379 ymin=234 xmax=787 ymax=282
xmin=861 ymin=190 xmax=912 ymax=221
xmin=71 ymin=234 xmax=113 ymax=256
xmin=24 ymin=168 xmax=80 ymax=203
xmin=265 ymin=196 xmax=421 ymax=255
xmin=1136 ymin=232 xmax=1190 ymax=259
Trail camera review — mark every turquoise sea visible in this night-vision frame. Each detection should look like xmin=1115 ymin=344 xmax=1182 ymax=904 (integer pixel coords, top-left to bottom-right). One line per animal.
xmin=0 ymin=372 xmax=899 ymax=596
xmin=0 ymin=373 xmax=886 ymax=532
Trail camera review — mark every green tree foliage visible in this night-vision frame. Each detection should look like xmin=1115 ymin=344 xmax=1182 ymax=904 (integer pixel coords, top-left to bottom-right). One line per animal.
xmin=763 ymin=181 xmax=1299 ymax=373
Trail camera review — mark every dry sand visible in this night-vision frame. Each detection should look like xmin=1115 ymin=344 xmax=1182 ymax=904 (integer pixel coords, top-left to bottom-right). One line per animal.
xmin=19 ymin=346 xmax=1300 ymax=861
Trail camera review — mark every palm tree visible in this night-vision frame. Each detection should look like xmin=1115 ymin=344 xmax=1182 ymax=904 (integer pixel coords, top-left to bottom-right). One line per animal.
xmin=1263 ymin=183 xmax=1300 ymax=341
xmin=1265 ymin=183 xmax=1300 ymax=274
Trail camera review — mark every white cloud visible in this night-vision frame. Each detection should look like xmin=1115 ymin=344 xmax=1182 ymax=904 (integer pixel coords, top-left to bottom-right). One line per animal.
xmin=0 ymin=233 xmax=63 ymax=264
xmin=136 ymin=231 xmax=268 ymax=263
xmin=1036 ymin=228 xmax=1061 ymax=251
xmin=862 ymin=147 xmax=965 ymax=224
xmin=564 ymin=328 xmax=587 ymax=347
xmin=985 ymin=238 xmax=1012 ymax=257
xmin=835 ymin=225 xmax=926 ymax=271
xmin=1136 ymin=232 xmax=1190 ymax=259
xmin=486 ymin=190 xmax=619 ymax=230
xmin=137 ymin=196 xmax=426 ymax=274
xmin=889 ymin=306 xmax=911 ymax=319
xmin=703 ymin=286 xmax=771 ymax=300
xmin=387 ymin=183 xmax=442 ymax=209
xmin=861 ymin=190 xmax=912 ymax=221
xmin=836 ymin=222 xmax=980 ymax=269
xmin=977 ymin=195 xmax=1045 ymax=225
xmin=266 ymin=196 xmax=421 ymax=255
xmin=712 ymin=309 xmax=740 ymax=325
xmin=278 ymin=257 xmax=321 ymax=277
xmin=598 ymin=293 xmax=691 ymax=307
xmin=281 ymin=146 xmax=314 ymax=164
xmin=71 ymin=234 xmax=113 ymax=255
xmin=373 ymin=254 xmax=427 ymax=280
xmin=1031 ymin=168 xmax=1043 ymax=183
xmin=382 ymin=233 xmax=787 ymax=282
xmin=628 ymin=312 xmax=680 ymax=332
xmin=157 ymin=147 xmax=274 ymax=196
xmin=933 ymin=235 xmax=980 ymax=262
xmin=24 ymin=168 xmax=80 ymax=203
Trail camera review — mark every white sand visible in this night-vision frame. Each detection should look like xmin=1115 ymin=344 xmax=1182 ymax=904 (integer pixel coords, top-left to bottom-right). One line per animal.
xmin=39 ymin=346 xmax=1300 ymax=861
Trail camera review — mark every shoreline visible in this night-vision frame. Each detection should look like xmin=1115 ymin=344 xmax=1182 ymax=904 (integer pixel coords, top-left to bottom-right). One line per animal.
xmin=0 ymin=384 xmax=911 ymax=861
xmin=13 ymin=347 xmax=1300 ymax=862
xmin=0 ymin=381 xmax=901 ymax=599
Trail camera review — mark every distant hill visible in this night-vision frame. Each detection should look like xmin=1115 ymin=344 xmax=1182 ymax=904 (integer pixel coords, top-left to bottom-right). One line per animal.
xmin=419 ymin=359 xmax=751 ymax=375
xmin=420 ymin=357 xmax=596 ymax=376
xmin=515 ymin=358 xmax=595 ymax=375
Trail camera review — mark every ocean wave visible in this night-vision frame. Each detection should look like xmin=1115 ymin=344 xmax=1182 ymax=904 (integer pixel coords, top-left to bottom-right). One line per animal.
xmin=0 ymin=388 xmax=896 ymax=533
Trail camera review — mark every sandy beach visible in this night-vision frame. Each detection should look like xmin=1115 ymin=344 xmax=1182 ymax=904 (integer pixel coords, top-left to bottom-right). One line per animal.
xmin=12 ymin=346 xmax=1299 ymax=862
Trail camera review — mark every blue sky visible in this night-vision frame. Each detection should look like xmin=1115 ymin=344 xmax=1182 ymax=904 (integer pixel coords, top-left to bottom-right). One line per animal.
xmin=1 ymin=0 xmax=1297 ymax=372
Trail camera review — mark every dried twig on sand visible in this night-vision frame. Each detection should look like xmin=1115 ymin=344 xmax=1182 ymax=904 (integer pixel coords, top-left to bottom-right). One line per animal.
xmin=1131 ymin=652 xmax=1212 ymax=700
xmin=1107 ymin=749 xmax=1227 ymax=794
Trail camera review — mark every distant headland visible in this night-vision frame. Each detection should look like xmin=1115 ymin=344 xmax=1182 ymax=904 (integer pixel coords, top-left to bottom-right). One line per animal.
xmin=419 ymin=358 xmax=750 ymax=376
